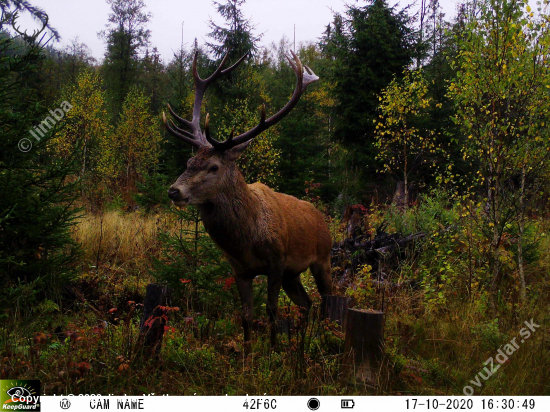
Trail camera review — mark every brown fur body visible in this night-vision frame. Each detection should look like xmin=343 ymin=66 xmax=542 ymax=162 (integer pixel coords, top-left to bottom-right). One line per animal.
xmin=170 ymin=148 xmax=333 ymax=345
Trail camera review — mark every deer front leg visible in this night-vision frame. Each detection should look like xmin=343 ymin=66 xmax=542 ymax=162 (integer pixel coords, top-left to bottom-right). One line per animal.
xmin=235 ymin=276 xmax=253 ymax=345
xmin=267 ymin=271 xmax=283 ymax=349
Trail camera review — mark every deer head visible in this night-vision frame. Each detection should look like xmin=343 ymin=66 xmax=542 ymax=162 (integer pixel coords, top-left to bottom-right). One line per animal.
xmin=164 ymin=50 xmax=319 ymax=206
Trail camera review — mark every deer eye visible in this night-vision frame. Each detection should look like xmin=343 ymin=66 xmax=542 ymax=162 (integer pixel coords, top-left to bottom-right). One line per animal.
xmin=209 ymin=165 xmax=219 ymax=173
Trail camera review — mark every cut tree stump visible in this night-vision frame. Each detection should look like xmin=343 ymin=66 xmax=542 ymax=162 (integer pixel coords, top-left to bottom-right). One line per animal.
xmin=139 ymin=284 xmax=172 ymax=356
xmin=276 ymin=318 xmax=292 ymax=337
xmin=343 ymin=309 xmax=384 ymax=384
xmin=321 ymin=295 xmax=353 ymax=328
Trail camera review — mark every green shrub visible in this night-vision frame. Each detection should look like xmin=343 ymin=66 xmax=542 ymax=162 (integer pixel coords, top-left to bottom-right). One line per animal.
xmin=152 ymin=206 xmax=235 ymax=316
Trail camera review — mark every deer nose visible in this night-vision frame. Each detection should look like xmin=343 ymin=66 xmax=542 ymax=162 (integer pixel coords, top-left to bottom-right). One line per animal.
xmin=167 ymin=187 xmax=181 ymax=201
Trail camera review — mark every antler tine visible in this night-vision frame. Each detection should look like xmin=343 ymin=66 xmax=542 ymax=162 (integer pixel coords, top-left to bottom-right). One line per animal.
xmin=11 ymin=10 xmax=49 ymax=41
xmin=168 ymin=118 xmax=197 ymax=140
xmin=288 ymin=51 xmax=303 ymax=83
xmin=163 ymin=112 xmax=201 ymax=148
xmin=204 ymin=113 xmax=218 ymax=147
xmin=190 ymin=50 xmax=248 ymax=129
xmin=167 ymin=103 xmax=195 ymax=132
xmin=303 ymin=64 xmax=319 ymax=87
xmin=204 ymin=52 xmax=231 ymax=83
xmin=209 ymin=51 xmax=318 ymax=151
xmin=191 ymin=51 xmax=205 ymax=126
xmin=205 ymin=113 xmax=239 ymax=148
xmin=220 ymin=53 xmax=248 ymax=76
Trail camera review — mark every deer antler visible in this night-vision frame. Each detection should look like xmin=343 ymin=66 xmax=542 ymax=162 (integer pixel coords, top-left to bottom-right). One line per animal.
xmin=210 ymin=51 xmax=319 ymax=151
xmin=163 ymin=50 xmax=319 ymax=151
xmin=163 ymin=50 xmax=247 ymax=148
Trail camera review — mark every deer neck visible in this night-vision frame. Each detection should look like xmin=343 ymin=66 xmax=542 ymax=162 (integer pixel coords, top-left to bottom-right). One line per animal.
xmin=198 ymin=169 xmax=260 ymax=253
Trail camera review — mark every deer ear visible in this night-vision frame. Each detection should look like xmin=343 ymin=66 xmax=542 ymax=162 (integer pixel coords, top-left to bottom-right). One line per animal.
xmin=224 ymin=140 xmax=252 ymax=161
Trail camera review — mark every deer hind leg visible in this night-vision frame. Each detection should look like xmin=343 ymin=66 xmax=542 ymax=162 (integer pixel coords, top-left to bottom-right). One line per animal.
xmin=235 ymin=276 xmax=253 ymax=345
xmin=310 ymin=256 xmax=333 ymax=296
xmin=282 ymin=275 xmax=312 ymax=328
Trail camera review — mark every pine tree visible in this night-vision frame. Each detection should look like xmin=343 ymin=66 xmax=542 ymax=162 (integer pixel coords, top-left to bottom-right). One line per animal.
xmin=138 ymin=46 xmax=166 ymax=113
xmin=152 ymin=206 xmax=234 ymax=314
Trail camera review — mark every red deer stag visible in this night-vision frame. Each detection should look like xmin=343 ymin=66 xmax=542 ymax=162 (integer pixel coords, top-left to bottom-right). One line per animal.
xmin=163 ymin=50 xmax=333 ymax=347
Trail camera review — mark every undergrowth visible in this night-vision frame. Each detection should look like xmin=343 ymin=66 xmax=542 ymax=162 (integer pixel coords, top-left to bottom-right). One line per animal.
xmin=1 ymin=195 xmax=549 ymax=395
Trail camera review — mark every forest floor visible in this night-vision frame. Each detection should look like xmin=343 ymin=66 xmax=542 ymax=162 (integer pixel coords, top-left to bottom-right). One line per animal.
xmin=1 ymin=209 xmax=549 ymax=396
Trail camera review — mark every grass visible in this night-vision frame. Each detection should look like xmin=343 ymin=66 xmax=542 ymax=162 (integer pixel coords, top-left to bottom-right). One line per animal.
xmin=73 ymin=210 xmax=170 ymax=270
xmin=1 ymin=206 xmax=549 ymax=395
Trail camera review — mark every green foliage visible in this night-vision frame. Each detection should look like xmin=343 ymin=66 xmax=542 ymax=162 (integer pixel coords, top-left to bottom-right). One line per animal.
xmin=0 ymin=23 xmax=81 ymax=310
xmin=345 ymin=264 xmax=375 ymax=307
xmin=384 ymin=188 xmax=459 ymax=234
xmin=132 ymin=172 xmax=171 ymax=212
xmin=321 ymin=0 xmax=416 ymax=182
xmin=99 ymin=0 xmax=151 ymax=118
xmin=53 ymin=69 xmax=111 ymax=193
xmin=447 ymin=0 xmax=550 ymax=298
xmin=39 ymin=39 xmax=97 ymax=107
xmin=216 ymin=97 xmax=280 ymax=187
xmin=104 ymin=194 xmax=126 ymax=212
xmin=471 ymin=318 xmax=505 ymax=351
xmin=375 ymin=70 xmax=450 ymax=202
xmin=98 ymin=86 xmax=162 ymax=189
xmin=206 ymin=0 xmax=262 ymax=61
xmin=152 ymin=207 xmax=235 ymax=315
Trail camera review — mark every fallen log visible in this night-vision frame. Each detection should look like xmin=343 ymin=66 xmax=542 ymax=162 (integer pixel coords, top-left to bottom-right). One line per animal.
xmin=374 ymin=232 xmax=426 ymax=255
xmin=331 ymin=225 xmax=426 ymax=274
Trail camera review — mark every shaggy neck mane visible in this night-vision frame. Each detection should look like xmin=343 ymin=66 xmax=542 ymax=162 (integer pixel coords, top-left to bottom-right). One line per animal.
xmin=198 ymin=166 xmax=261 ymax=255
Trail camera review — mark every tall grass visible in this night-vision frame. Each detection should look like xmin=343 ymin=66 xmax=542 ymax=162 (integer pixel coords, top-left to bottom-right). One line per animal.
xmin=73 ymin=210 xmax=172 ymax=268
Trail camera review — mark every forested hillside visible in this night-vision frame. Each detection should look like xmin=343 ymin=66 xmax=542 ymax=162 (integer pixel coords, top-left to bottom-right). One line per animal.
xmin=0 ymin=0 xmax=549 ymax=396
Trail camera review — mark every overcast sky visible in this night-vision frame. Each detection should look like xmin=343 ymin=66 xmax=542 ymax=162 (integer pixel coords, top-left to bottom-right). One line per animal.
xmin=18 ymin=0 xmax=462 ymax=62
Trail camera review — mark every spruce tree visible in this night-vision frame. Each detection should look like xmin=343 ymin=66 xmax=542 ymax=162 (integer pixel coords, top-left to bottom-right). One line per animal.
xmin=206 ymin=0 xmax=261 ymax=62
xmin=0 ymin=12 xmax=81 ymax=309
xmin=321 ymin=0 xmax=415 ymax=189
xmin=98 ymin=0 xmax=151 ymax=119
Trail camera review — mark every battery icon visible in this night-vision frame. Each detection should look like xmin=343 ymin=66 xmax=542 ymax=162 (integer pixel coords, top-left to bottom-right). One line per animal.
xmin=341 ymin=399 xmax=355 ymax=409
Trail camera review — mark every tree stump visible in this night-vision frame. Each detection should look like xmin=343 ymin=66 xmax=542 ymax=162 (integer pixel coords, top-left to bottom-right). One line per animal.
xmin=321 ymin=295 xmax=353 ymax=328
xmin=139 ymin=284 xmax=172 ymax=356
xmin=276 ymin=318 xmax=292 ymax=337
xmin=343 ymin=309 xmax=384 ymax=384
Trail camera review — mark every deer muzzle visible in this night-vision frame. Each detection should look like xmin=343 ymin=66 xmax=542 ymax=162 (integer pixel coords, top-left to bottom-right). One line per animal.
xmin=167 ymin=186 xmax=189 ymax=206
